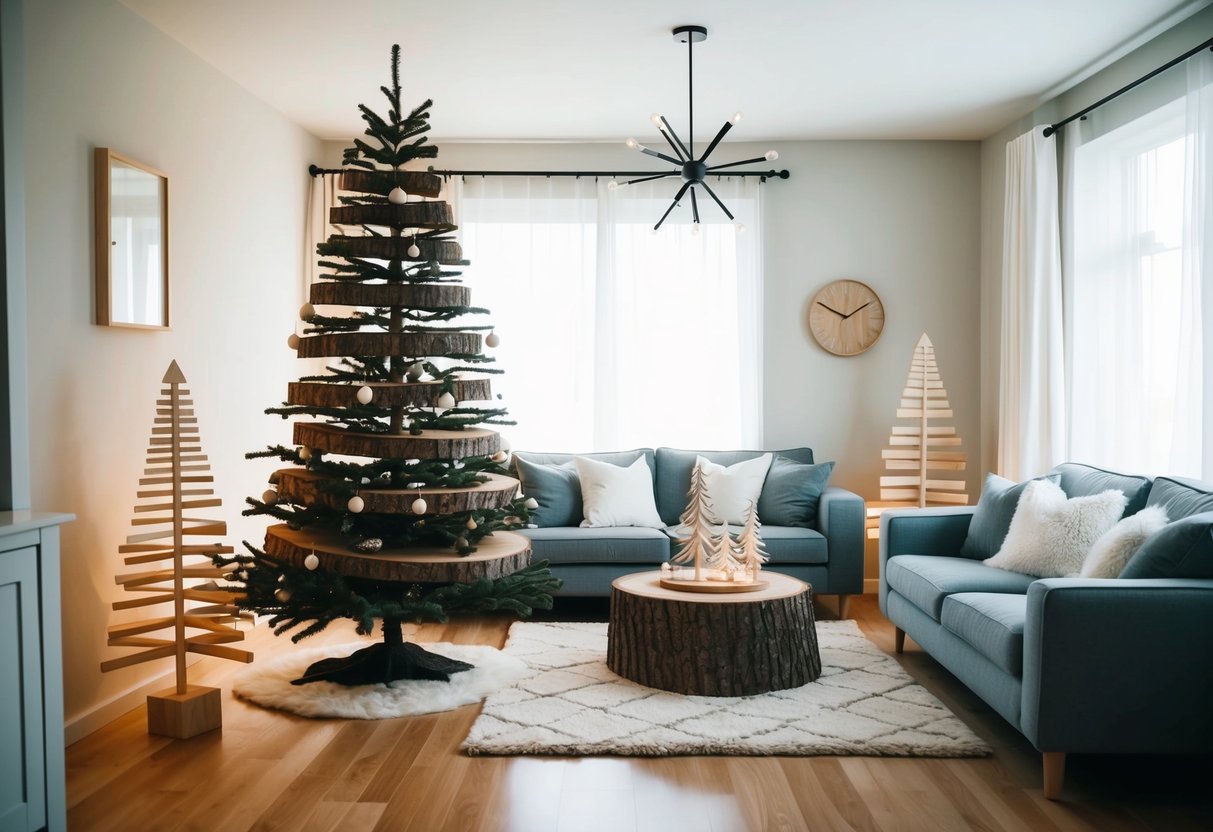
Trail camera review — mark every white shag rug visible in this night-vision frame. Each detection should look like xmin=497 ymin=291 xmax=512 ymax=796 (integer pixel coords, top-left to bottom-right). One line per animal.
xmin=232 ymin=641 xmax=528 ymax=719
xmin=462 ymin=621 xmax=990 ymax=757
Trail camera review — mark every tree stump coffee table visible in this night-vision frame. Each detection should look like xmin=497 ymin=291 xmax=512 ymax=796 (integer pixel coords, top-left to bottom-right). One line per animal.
xmin=607 ymin=571 xmax=822 ymax=696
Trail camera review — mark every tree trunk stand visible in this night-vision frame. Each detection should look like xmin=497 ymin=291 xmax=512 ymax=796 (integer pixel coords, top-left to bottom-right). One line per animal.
xmin=291 ymin=616 xmax=473 ymax=686
xmin=607 ymin=572 xmax=821 ymax=697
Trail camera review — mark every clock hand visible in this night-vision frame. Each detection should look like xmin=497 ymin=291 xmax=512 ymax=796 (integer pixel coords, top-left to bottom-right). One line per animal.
xmin=842 ymin=301 xmax=873 ymax=320
xmin=816 ymin=301 xmax=846 ymax=317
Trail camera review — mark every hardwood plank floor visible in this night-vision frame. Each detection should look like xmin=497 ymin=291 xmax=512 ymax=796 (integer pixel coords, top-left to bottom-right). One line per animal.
xmin=66 ymin=596 xmax=1213 ymax=831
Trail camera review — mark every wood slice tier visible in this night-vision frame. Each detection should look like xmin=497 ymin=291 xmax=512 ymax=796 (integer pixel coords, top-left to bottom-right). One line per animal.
xmin=339 ymin=170 xmax=442 ymax=198
xmin=607 ymin=571 xmax=821 ymax=696
xmin=319 ymin=235 xmax=463 ymax=265
xmin=287 ymin=378 xmax=493 ymax=409
xmin=264 ymin=524 xmax=531 ymax=583
xmin=274 ymin=469 xmax=520 ymax=515
xmin=329 ymin=202 xmax=455 ymax=231
xmin=309 ymin=282 xmax=472 ymax=309
xmin=295 ymin=331 xmax=481 ymax=359
xmin=294 ymin=422 xmax=501 ymax=459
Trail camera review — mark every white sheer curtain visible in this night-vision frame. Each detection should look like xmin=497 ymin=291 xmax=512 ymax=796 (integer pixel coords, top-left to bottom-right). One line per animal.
xmin=999 ymin=128 xmax=1066 ymax=480
xmin=449 ymin=175 xmax=762 ymax=452
xmin=1065 ymin=50 xmax=1212 ymax=478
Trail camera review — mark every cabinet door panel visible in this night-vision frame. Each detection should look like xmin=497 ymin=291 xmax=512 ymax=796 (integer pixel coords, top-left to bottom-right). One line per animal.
xmin=0 ymin=547 xmax=44 ymax=832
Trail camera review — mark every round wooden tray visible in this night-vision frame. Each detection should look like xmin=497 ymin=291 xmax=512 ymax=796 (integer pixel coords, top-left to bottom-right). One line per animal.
xmin=658 ymin=576 xmax=769 ymax=593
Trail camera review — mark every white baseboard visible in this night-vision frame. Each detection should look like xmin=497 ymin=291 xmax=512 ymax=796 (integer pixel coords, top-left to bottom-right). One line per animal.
xmin=64 ymin=658 xmax=200 ymax=746
xmin=864 ymin=578 xmax=880 ymax=595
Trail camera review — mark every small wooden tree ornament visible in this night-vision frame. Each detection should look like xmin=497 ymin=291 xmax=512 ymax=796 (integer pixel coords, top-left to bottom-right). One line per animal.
xmin=736 ymin=501 xmax=769 ymax=580
xmin=101 ymin=361 xmax=252 ymax=738
xmin=664 ymin=465 xmax=767 ymax=593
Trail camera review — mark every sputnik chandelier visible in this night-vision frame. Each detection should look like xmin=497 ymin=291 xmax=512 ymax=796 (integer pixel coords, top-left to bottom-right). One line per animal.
xmin=612 ymin=25 xmax=779 ymax=231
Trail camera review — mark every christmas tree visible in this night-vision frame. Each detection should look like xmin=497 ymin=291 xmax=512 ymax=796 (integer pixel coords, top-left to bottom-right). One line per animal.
xmin=217 ymin=45 xmax=557 ymax=685
xmin=736 ymin=501 xmax=768 ymax=580
xmin=671 ymin=462 xmax=715 ymax=580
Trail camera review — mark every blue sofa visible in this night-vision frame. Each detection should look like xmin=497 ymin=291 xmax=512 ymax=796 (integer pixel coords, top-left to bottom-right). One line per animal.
xmin=511 ymin=447 xmax=866 ymax=613
xmin=879 ymin=462 xmax=1213 ymax=798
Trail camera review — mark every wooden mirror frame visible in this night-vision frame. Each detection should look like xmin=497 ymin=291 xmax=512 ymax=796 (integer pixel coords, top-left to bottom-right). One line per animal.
xmin=94 ymin=148 xmax=170 ymax=329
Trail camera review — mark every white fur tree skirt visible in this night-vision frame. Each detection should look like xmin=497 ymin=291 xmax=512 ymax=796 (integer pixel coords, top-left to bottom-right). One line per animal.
xmin=232 ymin=641 xmax=528 ymax=719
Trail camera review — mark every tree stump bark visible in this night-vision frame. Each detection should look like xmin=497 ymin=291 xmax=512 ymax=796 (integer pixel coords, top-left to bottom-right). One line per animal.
xmin=607 ymin=572 xmax=821 ymax=696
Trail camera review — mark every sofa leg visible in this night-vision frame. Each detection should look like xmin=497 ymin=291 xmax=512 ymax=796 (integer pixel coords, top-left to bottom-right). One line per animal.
xmin=837 ymin=594 xmax=850 ymax=619
xmin=1042 ymin=752 xmax=1065 ymax=800
xmin=894 ymin=627 xmax=905 ymax=654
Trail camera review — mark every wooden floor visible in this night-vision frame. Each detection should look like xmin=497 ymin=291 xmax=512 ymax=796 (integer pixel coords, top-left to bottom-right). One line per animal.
xmin=67 ymin=595 xmax=1212 ymax=832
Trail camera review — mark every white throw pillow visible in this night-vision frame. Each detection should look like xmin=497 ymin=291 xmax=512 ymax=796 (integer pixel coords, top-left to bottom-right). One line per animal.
xmin=696 ymin=454 xmax=773 ymax=525
xmin=1080 ymin=506 xmax=1170 ymax=579
xmin=984 ymin=479 xmax=1126 ymax=578
xmin=575 ymin=456 xmax=663 ymax=528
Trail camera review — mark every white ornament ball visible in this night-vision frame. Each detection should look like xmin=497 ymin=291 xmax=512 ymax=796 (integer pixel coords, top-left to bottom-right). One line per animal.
xmin=356 ymin=385 xmax=374 ymax=405
xmin=299 ymin=302 xmax=315 ymax=320
xmin=437 ymin=392 xmax=456 ymax=409
xmin=299 ymin=445 xmax=312 ymax=461
xmin=491 ymin=451 xmax=508 ymax=463
xmin=485 ymin=331 xmax=501 ymax=348
xmin=261 ymin=489 xmax=278 ymax=505
xmin=407 ymin=243 xmax=421 ymax=258
xmin=388 ymin=186 xmax=407 ymax=204
xmin=466 ymin=517 xmax=478 ymax=530
xmin=347 ymin=495 xmax=365 ymax=514
xmin=304 ymin=553 xmax=320 ymax=571
xmin=287 ymin=333 xmax=301 ymax=350
xmin=274 ymin=588 xmax=291 ymax=603
xmin=411 ymin=497 xmax=428 ymax=515
xmin=406 ymin=362 xmax=424 ymax=382
xmin=524 ymin=497 xmax=539 ymax=510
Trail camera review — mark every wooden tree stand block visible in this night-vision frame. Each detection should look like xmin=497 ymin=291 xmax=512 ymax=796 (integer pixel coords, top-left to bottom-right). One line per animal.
xmin=147 ymin=684 xmax=222 ymax=739
xmin=607 ymin=572 xmax=821 ymax=697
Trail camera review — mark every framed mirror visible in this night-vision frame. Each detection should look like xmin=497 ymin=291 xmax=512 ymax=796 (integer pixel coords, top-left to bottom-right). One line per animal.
xmin=94 ymin=148 xmax=169 ymax=329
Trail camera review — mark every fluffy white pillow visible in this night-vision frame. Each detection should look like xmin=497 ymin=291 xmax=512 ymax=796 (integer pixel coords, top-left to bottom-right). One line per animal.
xmin=575 ymin=456 xmax=663 ymax=528
xmin=1080 ymin=506 xmax=1170 ymax=579
xmin=984 ymin=479 xmax=1126 ymax=577
xmin=696 ymin=454 xmax=773 ymax=525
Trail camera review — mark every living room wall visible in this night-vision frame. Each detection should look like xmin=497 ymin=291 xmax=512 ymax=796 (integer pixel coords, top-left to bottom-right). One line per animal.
xmin=22 ymin=0 xmax=322 ymax=740
xmin=318 ymin=138 xmax=983 ymax=591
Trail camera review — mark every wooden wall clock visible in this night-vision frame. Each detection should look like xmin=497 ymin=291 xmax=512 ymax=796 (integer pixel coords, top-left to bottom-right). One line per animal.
xmin=807 ymin=279 xmax=885 ymax=356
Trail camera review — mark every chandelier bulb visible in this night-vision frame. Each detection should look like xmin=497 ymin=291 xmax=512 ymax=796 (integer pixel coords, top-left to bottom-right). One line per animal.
xmin=734 ymin=221 xmax=747 ymax=234
xmin=765 ymin=150 xmax=779 ymax=162
xmin=651 ymin=113 xmax=663 ymax=127
xmin=607 ymin=180 xmax=619 ymax=191
xmin=625 ymin=137 xmax=639 ymax=150
xmin=691 ymin=223 xmax=701 ymax=236
xmin=731 ymin=111 xmax=744 ymax=125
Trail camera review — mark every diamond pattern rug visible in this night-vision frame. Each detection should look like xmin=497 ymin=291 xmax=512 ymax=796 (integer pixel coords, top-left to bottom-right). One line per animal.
xmin=462 ymin=620 xmax=990 ymax=757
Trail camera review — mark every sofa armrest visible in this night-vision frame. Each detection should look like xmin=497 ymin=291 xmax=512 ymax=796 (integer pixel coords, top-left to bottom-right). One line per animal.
xmin=815 ymin=486 xmax=864 ymax=596
xmin=878 ymin=507 xmax=976 ymax=613
xmin=1021 ymin=578 xmax=1213 ymax=754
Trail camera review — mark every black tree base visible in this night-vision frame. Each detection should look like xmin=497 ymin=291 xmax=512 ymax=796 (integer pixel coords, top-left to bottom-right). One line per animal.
xmin=291 ymin=640 xmax=474 ymax=686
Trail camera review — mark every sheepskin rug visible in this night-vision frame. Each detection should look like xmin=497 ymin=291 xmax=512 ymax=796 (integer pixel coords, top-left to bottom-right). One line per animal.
xmin=232 ymin=641 xmax=528 ymax=719
xmin=462 ymin=621 xmax=990 ymax=757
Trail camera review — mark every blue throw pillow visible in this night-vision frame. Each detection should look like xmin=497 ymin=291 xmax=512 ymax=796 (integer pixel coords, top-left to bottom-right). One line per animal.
xmin=1144 ymin=477 xmax=1213 ymax=521
xmin=756 ymin=457 xmax=835 ymax=527
xmin=959 ymin=472 xmax=1061 ymax=559
xmin=1049 ymin=462 xmax=1152 ymax=517
xmin=513 ymin=455 xmax=582 ymax=527
xmin=1119 ymin=511 xmax=1213 ymax=579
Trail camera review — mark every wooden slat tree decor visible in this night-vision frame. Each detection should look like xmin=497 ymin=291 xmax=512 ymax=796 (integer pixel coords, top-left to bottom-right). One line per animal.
xmin=101 ymin=360 xmax=252 ymax=738
xmin=867 ymin=333 xmax=969 ymax=539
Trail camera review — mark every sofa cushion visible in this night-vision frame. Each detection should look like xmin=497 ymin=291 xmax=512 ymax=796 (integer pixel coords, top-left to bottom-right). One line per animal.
xmin=575 ymin=456 xmax=663 ymax=528
xmin=1119 ymin=511 xmax=1213 ymax=579
xmin=514 ymin=456 xmax=581 ymax=527
xmin=654 ymin=447 xmax=814 ymax=526
xmin=1049 ymin=462 xmax=1152 ymax=517
xmin=941 ymin=593 xmax=1027 ymax=676
xmin=959 ymin=473 xmax=1061 ymax=559
xmin=696 ymin=453 xmax=772 ymax=525
xmin=756 ymin=458 xmax=835 ymax=528
xmin=886 ymin=555 xmax=1037 ymax=621
xmin=1144 ymin=477 xmax=1213 ymax=521
xmin=520 ymin=526 xmax=671 ymax=565
xmin=665 ymin=524 xmax=828 ymax=565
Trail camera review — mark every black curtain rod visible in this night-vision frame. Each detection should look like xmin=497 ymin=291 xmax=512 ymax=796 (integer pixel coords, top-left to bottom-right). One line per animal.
xmin=308 ymin=164 xmax=790 ymax=180
xmin=1044 ymin=35 xmax=1213 ymax=137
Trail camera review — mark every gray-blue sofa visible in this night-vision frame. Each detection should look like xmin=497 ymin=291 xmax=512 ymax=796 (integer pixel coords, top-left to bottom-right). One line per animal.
xmin=511 ymin=447 xmax=866 ymax=613
xmin=879 ymin=462 xmax=1213 ymax=798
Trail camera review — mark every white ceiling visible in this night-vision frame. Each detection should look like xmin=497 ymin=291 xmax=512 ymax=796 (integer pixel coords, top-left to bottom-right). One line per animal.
xmin=122 ymin=0 xmax=1208 ymax=142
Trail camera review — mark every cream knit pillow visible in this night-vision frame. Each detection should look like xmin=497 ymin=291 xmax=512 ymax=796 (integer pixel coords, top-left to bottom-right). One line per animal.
xmin=1080 ymin=506 xmax=1170 ymax=579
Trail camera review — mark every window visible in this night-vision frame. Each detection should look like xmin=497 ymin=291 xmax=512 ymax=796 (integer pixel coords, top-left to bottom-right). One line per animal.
xmin=454 ymin=176 xmax=762 ymax=453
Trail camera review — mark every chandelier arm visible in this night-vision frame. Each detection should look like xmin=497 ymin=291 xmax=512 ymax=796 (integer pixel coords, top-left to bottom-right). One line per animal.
xmin=699 ymin=181 xmax=735 ymax=220
xmin=699 ymin=121 xmax=734 ymax=163
xmin=659 ymin=117 xmax=691 ymax=160
xmin=622 ymin=172 xmax=678 ymax=186
xmin=690 ymin=187 xmax=701 ymax=224
xmin=688 ymin=31 xmax=694 ymax=158
xmin=654 ymin=181 xmax=694 ymax=230
xmin=638 ymin=146 xmax=683 ymax=166
xmin=707 ymin=156 xmax=770 ymax=172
